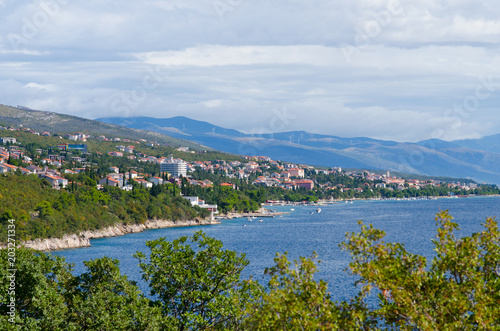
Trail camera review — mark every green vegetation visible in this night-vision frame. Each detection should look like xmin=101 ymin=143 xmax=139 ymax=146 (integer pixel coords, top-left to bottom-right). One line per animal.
xmin=0 ymin=174 xmax=209 ymax=243
xmin=0 ymin=104 xmax=204 ymax=149
xmin=2 ymin=211 xmax=499 ymax=330
xmin=135 ymin=232 xmax=252 ymax=330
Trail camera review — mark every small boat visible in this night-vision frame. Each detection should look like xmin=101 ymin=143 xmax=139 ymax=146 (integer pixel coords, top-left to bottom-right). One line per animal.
xmin=310 ymin=211 xmax=314 ymax=214
xmin=258 ymin=219 xmax=264 ymax=223
xmin=247 ymin=217 xmax=252 ymax=222
xmin=316 ymin=208 xmax=321 ymax=213
xmin=290 ymin=208 xmax=295 ymax=211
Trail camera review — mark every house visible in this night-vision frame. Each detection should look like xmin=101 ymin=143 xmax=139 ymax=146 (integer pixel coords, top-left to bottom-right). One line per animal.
xmin=202 ymin=179 xmax=213 ymax=187
xmin=27 ymin=165 xmax=42 ymax=174
xmin=1 ymin=137 xmax=16 ymax=144
xmin=18 ymin=167 xmax=32 ymax=175
xmin=109 ymin=166 xmax=120 ymax=174
xmin=281 ymin=171 xmax=291 ymax=178
xmin=294 ymin=179 xmax=314 ymax=190
xmin=183 ymin=196 xmax=218 ymax=214
xmin=39 ymin=174 xmax=68 ymax=188
xmin=220 ymin=182 xmax=236 ymax=189
xmin=135 ymin=179 xmax=153 ymax=188
xmin=288 ymin=168 xmax=305 ymax=178
xmin=99 ymin=176 xmax=121 ymax=187
xmin=148 ymin=177 xmax=164 ymax=185
xmin=0 ymin=163 xmax=17 ymax=173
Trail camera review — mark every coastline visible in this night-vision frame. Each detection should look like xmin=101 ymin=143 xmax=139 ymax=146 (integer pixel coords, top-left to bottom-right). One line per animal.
xmin=262 ymin=194 xmax=500 ymax=206
xmin=4 ymin=195 xmax=497 ymax=252
xmin=2 ymin=218 xmax=220 ymax=252
xmin=217 ymin=208 xmax=289 ymax=220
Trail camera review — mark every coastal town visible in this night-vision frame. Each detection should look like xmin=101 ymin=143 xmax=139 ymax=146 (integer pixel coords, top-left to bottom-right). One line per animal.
xmin=0 ymin=124 xmax=489 ymax=209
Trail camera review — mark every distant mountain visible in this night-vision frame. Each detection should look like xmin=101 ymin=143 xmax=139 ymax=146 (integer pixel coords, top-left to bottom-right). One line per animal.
xmin=453 ymin=134 xmax=500 ymax=154
xmin=97 ymin=116 xmax=500 ymax=185
xmin=0 ymin=105 xmax=208 ymax=150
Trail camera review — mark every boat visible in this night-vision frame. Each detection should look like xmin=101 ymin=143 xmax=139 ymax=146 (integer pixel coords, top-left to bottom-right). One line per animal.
xmin=258 ymin=219 xmax=264 ymax=223
xmin=247 ymin=217 xmax=252 ymax=222
xmin=290 ymin=208 xmax=295 ymax=211
xmin=310 ymin=211 xmax=314 ymax=214
xmin=316 ymin=208 xmax=321 ymax=213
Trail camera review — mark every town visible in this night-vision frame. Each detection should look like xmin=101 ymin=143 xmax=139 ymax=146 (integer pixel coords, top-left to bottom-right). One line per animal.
xmin=0 ymin=124 xmax=491 ymax=210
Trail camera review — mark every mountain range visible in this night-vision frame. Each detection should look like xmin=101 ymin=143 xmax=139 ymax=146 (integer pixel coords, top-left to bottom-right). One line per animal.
xmin=96 ymin=116 xmax=500 ymax=185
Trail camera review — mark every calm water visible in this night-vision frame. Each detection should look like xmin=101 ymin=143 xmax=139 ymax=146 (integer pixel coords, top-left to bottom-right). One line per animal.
xmin=53 ymin=196 xmax=500 ymax=301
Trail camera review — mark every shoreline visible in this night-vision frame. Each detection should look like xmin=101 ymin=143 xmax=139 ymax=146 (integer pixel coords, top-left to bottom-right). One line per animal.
xmin=2 ymin=218 xmax=220 ymax=252
xmin=217 ymin=208 xmax=289 ymax=220
xmin=262 ymin=194 xmax=500 ymax=206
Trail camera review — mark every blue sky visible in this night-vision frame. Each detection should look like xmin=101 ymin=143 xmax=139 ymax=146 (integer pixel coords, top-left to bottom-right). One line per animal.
xmin=1 ymin=0 xmax=500 ymax=142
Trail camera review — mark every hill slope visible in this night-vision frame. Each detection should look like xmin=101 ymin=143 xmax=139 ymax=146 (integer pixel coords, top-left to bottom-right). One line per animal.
xmin=0 ymin=105 xmax=209 ymax=150
xmin=97 ymin=116 xmax=500 ymax=185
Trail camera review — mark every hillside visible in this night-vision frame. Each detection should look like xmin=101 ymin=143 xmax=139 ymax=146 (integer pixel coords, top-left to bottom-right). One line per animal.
xmin=0 ymin=105 xmax=209 ymax=150
xmin=97 ymin=116 xmax=500 ymax=185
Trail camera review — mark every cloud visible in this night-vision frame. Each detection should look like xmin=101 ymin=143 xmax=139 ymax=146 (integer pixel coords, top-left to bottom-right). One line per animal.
xmin=1 ymin=0 xmax=500 ymax=142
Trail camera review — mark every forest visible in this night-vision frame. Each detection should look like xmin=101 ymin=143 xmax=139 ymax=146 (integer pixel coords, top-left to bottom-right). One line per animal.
xmin=0 ymin=174 xmax=209 ymax=243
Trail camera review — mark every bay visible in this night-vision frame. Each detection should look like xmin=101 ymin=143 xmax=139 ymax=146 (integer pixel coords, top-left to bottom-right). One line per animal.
xmin=53 ymin=196 xmax=500 ymax=301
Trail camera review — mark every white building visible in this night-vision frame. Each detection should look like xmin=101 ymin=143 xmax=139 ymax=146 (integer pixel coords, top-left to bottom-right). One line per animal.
xmin=148 ymin=177 xmax=164 ymax=185
xmin=160 ymin=156 xmax=187 ymax=177
xmin=1 ymin=137 xmax=16 ymax=144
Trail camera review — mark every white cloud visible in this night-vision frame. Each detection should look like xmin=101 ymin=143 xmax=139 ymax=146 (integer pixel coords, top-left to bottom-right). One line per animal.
xmin=1 ymin=1 xmax=500 ymax=142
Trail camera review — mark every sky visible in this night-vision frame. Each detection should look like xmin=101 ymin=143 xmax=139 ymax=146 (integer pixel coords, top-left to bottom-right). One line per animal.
xmin=1 ymin=0 xmax=500 ymax=142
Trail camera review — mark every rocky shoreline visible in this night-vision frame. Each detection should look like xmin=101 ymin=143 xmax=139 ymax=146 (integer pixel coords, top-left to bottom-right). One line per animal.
xmin=2 ymin=219 xmax=220 ymax=252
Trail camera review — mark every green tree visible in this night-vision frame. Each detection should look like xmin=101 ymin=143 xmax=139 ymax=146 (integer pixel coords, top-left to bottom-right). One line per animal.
xmin=242 ymin=253 xmax=374 ymax=330
xmin=64 ymin=257 xmax=162 ymax=330
xmin=0 ymin=247 xmax=71 ymax=330
xmin=342 ymin=210 xmax=500 ymax=330
xmin=135 ymin=231 xmax=252 ymax=330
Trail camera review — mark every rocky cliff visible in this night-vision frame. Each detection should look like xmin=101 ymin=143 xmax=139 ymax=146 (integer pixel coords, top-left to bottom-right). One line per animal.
xmin=2 ymin=219 xmax=219 ymax=251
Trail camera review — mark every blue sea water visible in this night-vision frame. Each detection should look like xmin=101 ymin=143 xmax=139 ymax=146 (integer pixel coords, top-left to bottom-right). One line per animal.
xmin=53 ymin=196 xmax=500 ymax=302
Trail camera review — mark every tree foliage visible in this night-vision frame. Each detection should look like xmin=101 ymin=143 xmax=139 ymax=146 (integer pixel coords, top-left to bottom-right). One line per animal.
xmin=135 ymin=231 xmax=252 ymax=330
xmin=2 ymin=212 xmax=500 ymax=330
xmin=342 ymin=210 xmax=500 ymax=329
xmin=0 ymin=175 xmax=209 ymax=243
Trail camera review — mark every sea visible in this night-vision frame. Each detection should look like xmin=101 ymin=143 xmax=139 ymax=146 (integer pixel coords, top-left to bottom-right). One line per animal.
xmin=53 ymin=196 xmax=500 ymax=302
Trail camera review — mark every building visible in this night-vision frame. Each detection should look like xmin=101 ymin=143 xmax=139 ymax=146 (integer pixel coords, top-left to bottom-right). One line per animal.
xmin=288 ymin=168 xmax=305 ymax=178
xmin=58 ymin=144 xmax=88 ymax=153
xmin=184 ymin=196 xmax=218 ymax=219
xmin=1 ymin=137 xmax=16 ymax=144
xmin=135 ymin=179 xmax=153 ymax=188
xmin=109 ymin=166 xmax=120 ymax=174
xmin=148 ymin=177 xmax=164 ymax=185
xmin=39 ymin=174 xmax=68 ymax=188
xmin=68 ymin=144 xmax=87 ymax=153
xmin=99 ymin=176 xmax=121 ymax=187
xmin=160 ymin=156 xmax=187 ymax=177
xmin=295 ymin=179 xmax=315 ymax=190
